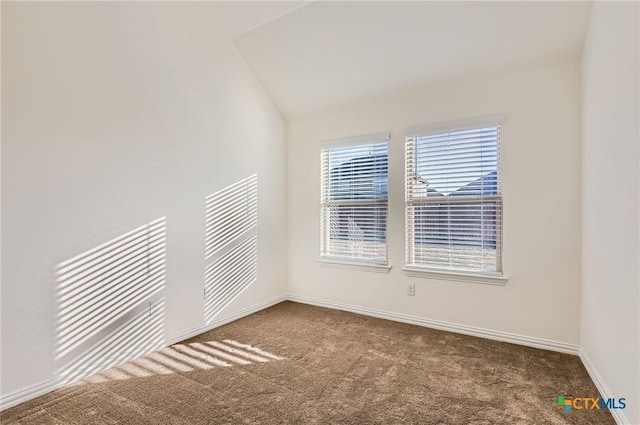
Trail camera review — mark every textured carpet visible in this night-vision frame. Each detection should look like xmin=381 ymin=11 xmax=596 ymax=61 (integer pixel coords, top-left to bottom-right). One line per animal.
xmin=1 ymin=301 xmax=614 ymax=424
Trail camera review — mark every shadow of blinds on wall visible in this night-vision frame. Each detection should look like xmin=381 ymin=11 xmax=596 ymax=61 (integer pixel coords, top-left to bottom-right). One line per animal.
xmin=204 ymin=175 xmax=258 ymax=323
xmin=54 ymin=217 xmax=167 ymax=383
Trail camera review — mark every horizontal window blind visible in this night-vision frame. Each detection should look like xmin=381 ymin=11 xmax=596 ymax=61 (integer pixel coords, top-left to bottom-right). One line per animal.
xmin=405 ymin=125 xmax=502 ymax=274
xmin=321 ymin=140 xmax=388 ymax=262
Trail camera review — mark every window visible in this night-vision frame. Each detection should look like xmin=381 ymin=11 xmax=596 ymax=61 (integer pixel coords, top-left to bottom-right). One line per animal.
xmin=320 ymin=134 xmax=389 ymax=266
xmin=405 ymin=117 xmax=503 ymax=277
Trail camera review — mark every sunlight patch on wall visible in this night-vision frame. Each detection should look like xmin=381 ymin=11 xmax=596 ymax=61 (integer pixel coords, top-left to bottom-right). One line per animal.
xmin=54 ymin=217 xmax=166 ymax=384
xmin=205 ymin=175 xmax=258 ymax=260
xmin=204 ymin=175 xmax=258 ymax=323
xmin=57 ymin=298 xmax=165 ymax=384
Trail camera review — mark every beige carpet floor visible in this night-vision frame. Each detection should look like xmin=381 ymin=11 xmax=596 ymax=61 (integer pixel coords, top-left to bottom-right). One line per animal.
xmin=1 ymin=301 xmax=614 ymax=424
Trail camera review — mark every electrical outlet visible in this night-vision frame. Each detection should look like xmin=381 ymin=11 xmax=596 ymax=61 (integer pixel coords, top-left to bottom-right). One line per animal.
xmin=407 ymin=283 xmax=415 ymax=296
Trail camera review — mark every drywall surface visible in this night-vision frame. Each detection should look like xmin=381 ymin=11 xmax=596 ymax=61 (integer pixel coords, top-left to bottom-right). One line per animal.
xmin=2 ymin=2 xmax=287 ymax=398
xmin=235 ymin=1 xmax=592 ymax=119
xmin=581 ymin=2 xmax=639 ymax=424
xmin=287 ymin=61 xmax=582 ymax=346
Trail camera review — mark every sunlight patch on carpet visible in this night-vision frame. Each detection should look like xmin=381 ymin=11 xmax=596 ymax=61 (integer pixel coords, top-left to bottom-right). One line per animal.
xmin=82 ymin=339 xmax=284 ymax=383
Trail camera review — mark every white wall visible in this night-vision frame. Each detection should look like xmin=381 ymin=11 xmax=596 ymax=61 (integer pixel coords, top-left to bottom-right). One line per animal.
xmin=1 ymin=3 xmax=287 ymax=398
xmin=288 ymin=61 xmax=582 ymax=346
xmin=581 ymin=2 xmax=639 ymax=424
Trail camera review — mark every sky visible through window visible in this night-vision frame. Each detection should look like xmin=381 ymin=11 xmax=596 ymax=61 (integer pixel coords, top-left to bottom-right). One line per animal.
xmin=328 ymin=142 xmax=388 ymax=200
xmin=414 ymin=127 xmax=498 ymax=196
xmin=328 ymin=129 xmax=497 ymax=198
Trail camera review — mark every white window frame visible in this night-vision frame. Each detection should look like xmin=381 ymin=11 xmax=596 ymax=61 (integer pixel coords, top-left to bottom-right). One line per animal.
xmin=319 ymin=132 xmax=391 ymax=273
xmin=403 ymin=115 xmax=508 ymax=285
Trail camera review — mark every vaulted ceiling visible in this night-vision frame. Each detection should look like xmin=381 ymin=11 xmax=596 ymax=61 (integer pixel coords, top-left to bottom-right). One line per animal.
xmin=235 ymin=1 xmax=592 ymax=119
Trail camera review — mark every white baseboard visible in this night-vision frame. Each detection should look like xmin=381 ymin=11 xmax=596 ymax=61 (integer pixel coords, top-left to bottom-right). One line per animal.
xmin=0 ymin=378 xmax=61 ymax=412
xmin=0 ymin=294 xmax=288 ymax=412
xmin=579 ymin=348 xmax=630 ymax=425
xmin=165 ymin=294 xmax=287 ymax=345
xmin=287 ymin=294 xmax=580 ymax=355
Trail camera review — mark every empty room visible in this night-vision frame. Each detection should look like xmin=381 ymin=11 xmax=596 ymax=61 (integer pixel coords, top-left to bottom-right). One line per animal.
xmin=1 ymin=1 xmax=638 ymax=424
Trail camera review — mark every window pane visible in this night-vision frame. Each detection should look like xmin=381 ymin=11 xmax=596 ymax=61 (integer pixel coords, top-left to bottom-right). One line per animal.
xmin=321 ymin=140 xmax=388 ymax=262
xmin=414 ymin=127 xmax=498 ymax=196
xmin=327 ymin=143 xmax=388 ymax=201
xmin=322 ymin=204 xmax=387 ymax=260
xmin=409 ymin=200 xmax=500 ymax=272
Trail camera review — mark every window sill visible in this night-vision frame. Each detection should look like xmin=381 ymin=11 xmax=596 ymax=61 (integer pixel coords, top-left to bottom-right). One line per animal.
xmin=402 ymin=266 xmax=508 ymax=285
xmin=318 ymin=258 xmax=392 ymax=273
